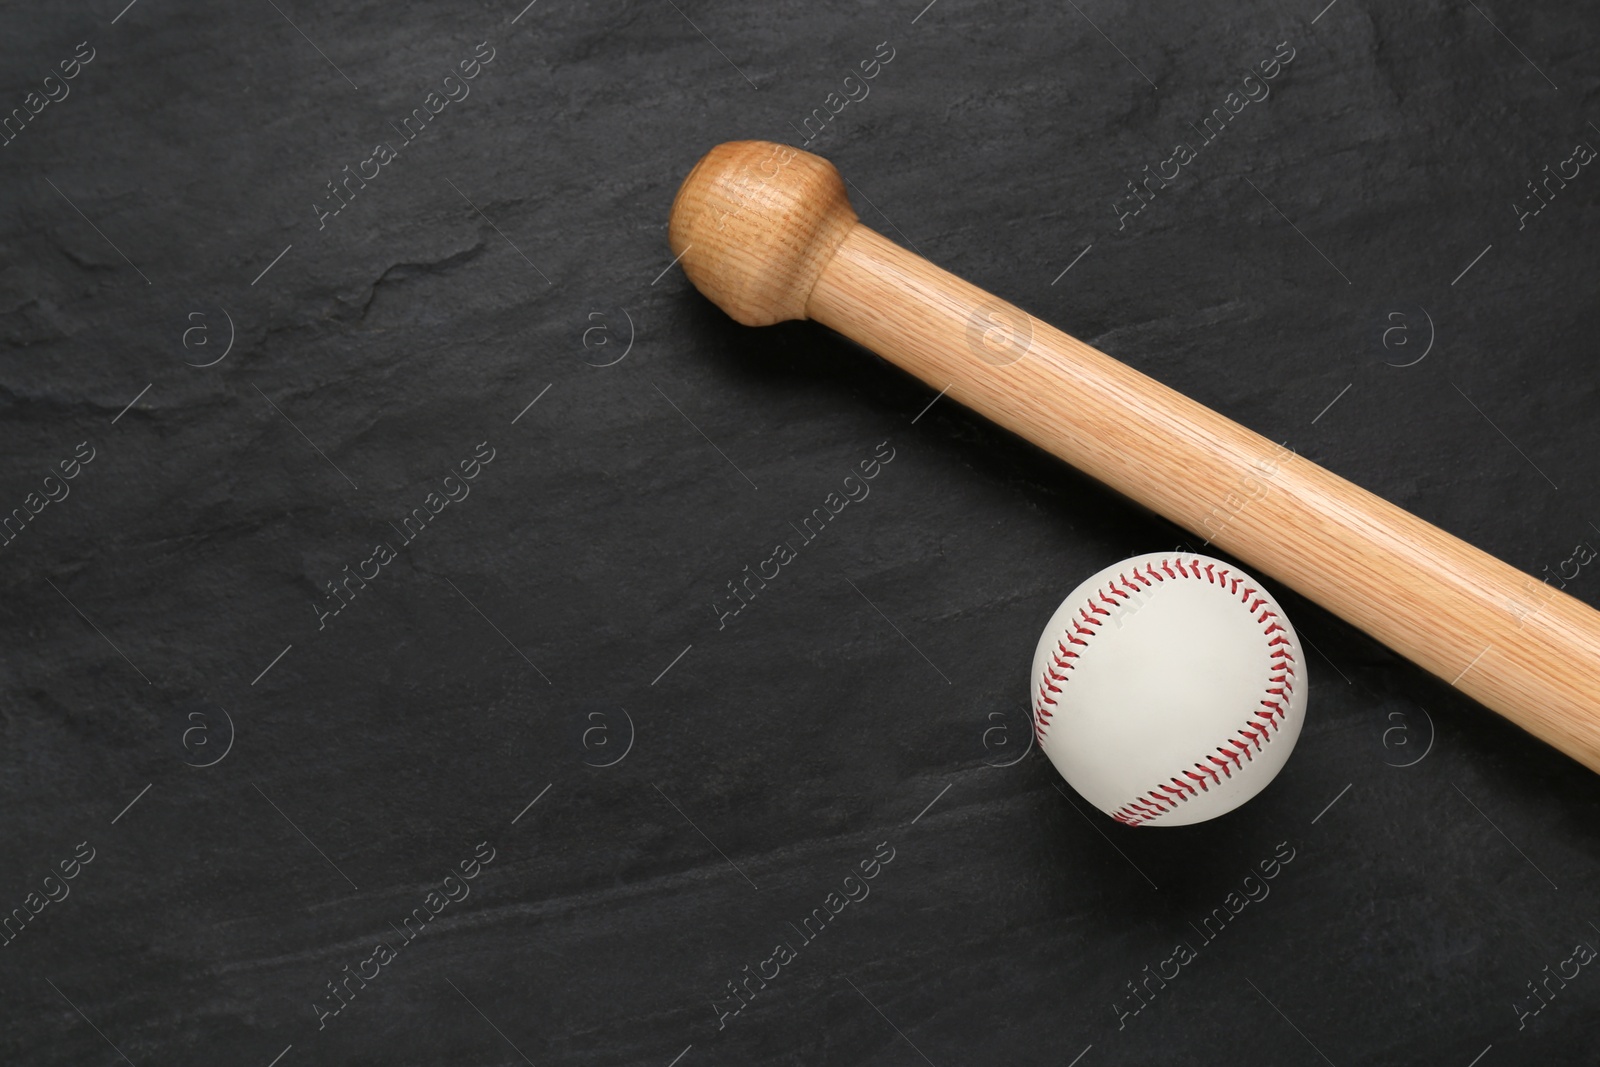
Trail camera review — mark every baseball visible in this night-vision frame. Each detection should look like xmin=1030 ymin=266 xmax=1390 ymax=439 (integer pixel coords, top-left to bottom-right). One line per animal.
xmin=1030 ymin=552 xmax=1307 ymax=826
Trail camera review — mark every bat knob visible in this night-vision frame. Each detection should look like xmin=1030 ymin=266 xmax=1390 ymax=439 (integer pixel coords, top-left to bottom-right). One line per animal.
xmin=668 ymin=140 xmax=859 ymax=327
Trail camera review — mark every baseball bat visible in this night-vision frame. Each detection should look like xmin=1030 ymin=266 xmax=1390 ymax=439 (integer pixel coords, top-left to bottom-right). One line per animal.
xmin=668 ymin=140 xmax=1600 ymax=775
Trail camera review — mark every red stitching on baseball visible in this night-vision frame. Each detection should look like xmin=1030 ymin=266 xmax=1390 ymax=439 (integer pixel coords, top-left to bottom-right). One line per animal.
xmin=1035 ymin=556 xmax=1296 ymax=826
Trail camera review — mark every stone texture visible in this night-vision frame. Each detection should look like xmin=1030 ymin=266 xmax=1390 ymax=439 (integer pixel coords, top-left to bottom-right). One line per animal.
xmin=0 ymin=1 xmax=1596 ymax=1063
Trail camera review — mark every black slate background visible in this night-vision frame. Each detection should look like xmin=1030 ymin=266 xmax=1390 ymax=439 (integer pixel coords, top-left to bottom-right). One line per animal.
xmin=2 ymin=1 xmax=1598 ymax=1064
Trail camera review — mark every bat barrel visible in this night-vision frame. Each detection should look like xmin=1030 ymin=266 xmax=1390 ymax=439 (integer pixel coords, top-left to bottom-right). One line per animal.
xmin=809 ymin=223 xmax=1600 ymax=773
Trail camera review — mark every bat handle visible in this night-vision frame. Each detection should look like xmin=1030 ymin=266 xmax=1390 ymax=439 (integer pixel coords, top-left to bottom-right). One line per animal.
xmin=671 ymin=140 xmax=1600 ymax=773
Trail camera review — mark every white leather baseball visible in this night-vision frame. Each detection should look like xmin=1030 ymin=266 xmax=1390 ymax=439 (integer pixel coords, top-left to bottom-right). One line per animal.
xmin=1030 ymin=552 xmax=1307 ymax=826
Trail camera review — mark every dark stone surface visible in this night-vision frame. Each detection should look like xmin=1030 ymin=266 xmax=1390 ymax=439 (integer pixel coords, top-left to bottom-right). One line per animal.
xmin=1 ymin=1 xmax=1597 ymax=1064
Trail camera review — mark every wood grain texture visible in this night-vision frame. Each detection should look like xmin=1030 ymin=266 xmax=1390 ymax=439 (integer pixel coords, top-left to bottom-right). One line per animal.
xmin=670 ymin=140 xmax=1600 ymax=775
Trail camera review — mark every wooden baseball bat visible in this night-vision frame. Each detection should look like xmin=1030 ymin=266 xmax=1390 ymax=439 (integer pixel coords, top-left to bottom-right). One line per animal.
xmin=668 ymin=140 xmax=1600 ymax=774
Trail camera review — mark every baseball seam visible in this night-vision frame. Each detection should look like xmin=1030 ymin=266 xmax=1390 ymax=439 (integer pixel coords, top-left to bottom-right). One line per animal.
xmin=1033 ymin=556 xmax=1297 ymax=827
